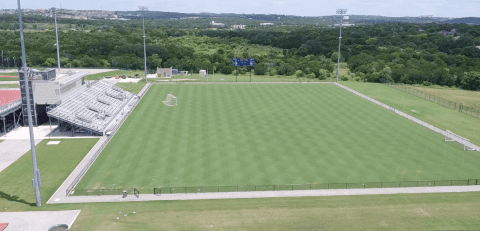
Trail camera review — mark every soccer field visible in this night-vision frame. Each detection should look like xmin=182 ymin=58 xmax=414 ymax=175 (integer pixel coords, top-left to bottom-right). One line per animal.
xmin=76 ymin=83 xmax=480 ymax=191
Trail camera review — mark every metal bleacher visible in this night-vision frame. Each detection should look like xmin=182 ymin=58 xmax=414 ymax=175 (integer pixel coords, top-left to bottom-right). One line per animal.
xmin=47 ymin=80 xmax=137 ymax=135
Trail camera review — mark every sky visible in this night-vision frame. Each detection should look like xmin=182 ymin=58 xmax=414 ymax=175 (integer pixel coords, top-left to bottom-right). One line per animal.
xmin=2 ymin=0 xmax=480 ymax=18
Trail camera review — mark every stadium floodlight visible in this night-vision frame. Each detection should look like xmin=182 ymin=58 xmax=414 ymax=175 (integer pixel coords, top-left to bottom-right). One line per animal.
xmin=335 ymin=9 xmax=347 ymax=82
xmin=17 ymin=0 xmax=42 ymax=207
xmin=139 ymin=6 xmax=148 ymax=82
xmin=53 ymin=7 xmax=61 ymax=69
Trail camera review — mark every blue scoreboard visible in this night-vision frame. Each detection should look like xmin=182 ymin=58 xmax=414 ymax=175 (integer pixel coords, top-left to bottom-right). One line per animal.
xmin=232 ymin=58 xmax=255 ymax=67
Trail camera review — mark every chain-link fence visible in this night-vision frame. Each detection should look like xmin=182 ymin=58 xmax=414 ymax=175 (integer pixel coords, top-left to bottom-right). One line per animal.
xmin=335 ymin=83 xmax=480 ymax=152
xmin=65 ymin=83 xmax=151 ymax=196
xmin=72 ymin=188 xmax=138 ymax=197
xmin=385 ymin=82 xmax=480 ymax=119
xmin=151 ymin=179 xmax=480 ymax=195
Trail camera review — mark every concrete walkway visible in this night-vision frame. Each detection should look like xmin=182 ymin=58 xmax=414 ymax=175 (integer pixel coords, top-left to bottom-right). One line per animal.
xmin=0 ymin=210 xmax=81 ymax=231
xmin=0 ymin=139 xmax=42 ymax=173
xmin=47 ymin=185 xmax=480 ymax=204
xmin=0 ymin=126 xmax=98 ymax=140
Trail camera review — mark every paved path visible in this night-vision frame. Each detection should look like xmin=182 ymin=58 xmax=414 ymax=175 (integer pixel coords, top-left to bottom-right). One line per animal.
xmin=47 ymin=185 xmax=480 ymax=204
xmin=0 ymin=210 xmax=81 ymax=231
xmin=0 ymin=139 xmax=42 ymax=173
xmin=47 ymin=83 xmax=150 ymax=205
xmin=47 ymin=136 xmax=107 ymax=202
xmin=0 ymin=126 xmax=98 ymax=140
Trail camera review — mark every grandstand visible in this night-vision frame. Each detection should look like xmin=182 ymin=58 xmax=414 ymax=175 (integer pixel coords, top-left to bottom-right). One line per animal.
xmin=46 ymin=80 xmax=138 ymax=136
xmin=0 ymin=90 xmax=22 ymax=136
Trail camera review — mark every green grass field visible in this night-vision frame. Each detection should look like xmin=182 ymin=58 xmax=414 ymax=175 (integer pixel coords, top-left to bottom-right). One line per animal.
xmin=412 ymin=85 xmax=480 ymax=111
xmin=169 ymin=73 xmax=332 ymax=82
xmin=0 ymin=72 xmax=18 ymax=76
xmin=76 ymin=83 xmax=479 ymax=192
xmin=0 ymin=77 xmax=19 ymax=81
xmin=343 ymin=82 xmax=480 ymax=146
xmin=2 ymin=84 xmax=480 ymax=230
xmin=0 ymin=84 xmax=19 ymax=88
xmin=87 ymin=70 xmax=146 ymax=80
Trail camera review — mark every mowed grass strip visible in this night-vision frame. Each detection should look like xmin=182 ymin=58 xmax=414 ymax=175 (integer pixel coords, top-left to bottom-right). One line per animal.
xmin=0 ymin=84 xmax=20 ymax=88
xmin=77 ymin=84 xmax=479 ymax=191
xmin=0 ymin=77 xmax=19 ymax=81
xmin=412 ymin=85 xmax=480 ymax=111
xmin=0 ymin=138 xmax=99 ymax=210
xmin=342 ymin=82 xmax=480 ymax=146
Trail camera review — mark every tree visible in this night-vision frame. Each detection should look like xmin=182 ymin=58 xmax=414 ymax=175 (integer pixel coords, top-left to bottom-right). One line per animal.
xmin=461 ymin=71 xmax=480 ymax=90
xmin=147 ymin=54 xmax=163 ymax=69
xmin=330 ymin=52 xmax=344 ymax=62
xmin=43 ymin=58 xmax=56 ymax=67
xmin=295 ymin=70 xmax=304 ymax=77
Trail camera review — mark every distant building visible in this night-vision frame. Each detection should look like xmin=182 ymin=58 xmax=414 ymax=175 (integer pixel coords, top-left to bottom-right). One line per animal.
xmin=439 ymin=29 xmax=457 ymax=37
xmin=231 ymin=24 xmax=246 ymax=29
xmin=334 ymin=22 xmax=355 ymax=27
xmin=157 ymin=67 xmax=172 ymax=78
xmin=260 ymin=23 xmax=274 ymax=26
xmin=210 ymin=21 xmax=225 ymax=28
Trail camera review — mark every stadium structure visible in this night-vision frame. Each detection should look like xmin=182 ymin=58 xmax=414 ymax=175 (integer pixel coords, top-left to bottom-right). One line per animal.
xmin=0 ymin=68 xmax=138 ymax=137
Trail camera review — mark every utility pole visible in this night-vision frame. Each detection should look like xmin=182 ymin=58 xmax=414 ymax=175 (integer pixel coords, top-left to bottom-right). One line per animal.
xmin=17 ymin=0 xmax=42 ymax=207
xmin=139 ymin=6 xmax=148 ymax=82
xmin=335 ymin=9 xmax=347 ymax=82
xmin=53 ymin=7 xmax=61 ymax=69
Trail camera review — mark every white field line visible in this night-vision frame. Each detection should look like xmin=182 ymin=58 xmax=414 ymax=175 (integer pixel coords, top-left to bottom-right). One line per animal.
xmin=47 ymin=83 xmax=152 ymax=204
xmin=47 ymin=185 xmax=480 ymax=204
xmin=49 ymin=82 xmax=479 ymax=204
xmin=334 ymin=83 xmax=480 ymax=152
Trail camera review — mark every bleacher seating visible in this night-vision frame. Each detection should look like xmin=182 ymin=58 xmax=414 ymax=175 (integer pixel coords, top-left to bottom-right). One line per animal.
xmin=46 ymin=80 xmax=137 ymax=135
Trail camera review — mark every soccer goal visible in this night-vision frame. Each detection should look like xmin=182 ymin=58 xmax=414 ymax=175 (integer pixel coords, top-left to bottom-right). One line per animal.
xmin=163 ymin=94 xmax=177 ymax=106
xmin=445 ymin=130 xmax=475 ymax=151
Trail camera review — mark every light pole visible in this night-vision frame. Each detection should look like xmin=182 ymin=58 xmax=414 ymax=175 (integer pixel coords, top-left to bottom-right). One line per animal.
xmin=53 ymin=7 xmax=61 ymax=69
xmin=17 ymin=0 xmax=42 ymax=207
xmin=335 ymin=9 xmax=347 ymax=82
xmin=139 ymin=6 xmax=148 ymax=82
xmin=1 ymin=50 xmax=3 ymax=70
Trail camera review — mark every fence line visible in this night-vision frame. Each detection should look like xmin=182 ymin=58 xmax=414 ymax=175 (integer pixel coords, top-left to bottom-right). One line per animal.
xmin=334 ymin=83 xmax=480 ymax=152
xmin=65 ymin=83 xmax=152 ymax=196
xmin=384 ymin=83 xmax=480 ymax=120
xmin=150 ymin=179 xmax=480 ymax=195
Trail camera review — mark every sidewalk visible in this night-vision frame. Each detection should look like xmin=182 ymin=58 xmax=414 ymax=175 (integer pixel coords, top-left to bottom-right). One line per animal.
xmin=0 ymin=210 xmax=81 ymax=231
xmin=47 ymin=185 xmax=480 ymax=204
xmin=0 ymin=139 xmax=42 ymax=173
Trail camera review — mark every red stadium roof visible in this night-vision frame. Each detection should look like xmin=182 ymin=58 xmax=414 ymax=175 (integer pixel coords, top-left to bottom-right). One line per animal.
xmin=0 ymin=90 xmax=21 ymax=107
xmin=0 ymin=223 xmax=8 ymax=231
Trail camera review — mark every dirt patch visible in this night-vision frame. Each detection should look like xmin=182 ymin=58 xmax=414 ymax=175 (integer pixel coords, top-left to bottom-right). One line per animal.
xmin=379 ymin=221 xmax=388 ymax=227
xmin=412 ymin=208 xmax=431 ymax=216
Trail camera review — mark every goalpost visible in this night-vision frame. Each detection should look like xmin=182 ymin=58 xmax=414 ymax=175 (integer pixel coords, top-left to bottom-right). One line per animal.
xmin=163 ymin=94 xmax=177 ymax=106
xmin=445 ymin=130 xmax=475 ymax=151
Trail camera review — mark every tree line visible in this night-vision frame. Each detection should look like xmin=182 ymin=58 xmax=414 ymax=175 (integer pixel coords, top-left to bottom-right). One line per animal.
xmin=0 ymin=18 xmax=479 ymax=89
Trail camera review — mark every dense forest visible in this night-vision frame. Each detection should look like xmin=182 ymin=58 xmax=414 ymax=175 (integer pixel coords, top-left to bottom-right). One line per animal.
xmin=0 ymin=15 xmax=479 ymax=89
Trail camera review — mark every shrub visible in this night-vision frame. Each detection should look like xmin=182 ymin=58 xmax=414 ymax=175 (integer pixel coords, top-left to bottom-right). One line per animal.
xmin=295 ymin=70 xmax=304 ymax=77
xmin=340 ymin=75 xmax=349 ymax=81
xmin=269 ymin=69 xmax=277 ymax=76
xmin=306 ymin=73 xmax=316 ymax=79
xmin=422 ymin=81 xmax=431 ymax=86
xmin=353 ymin=77 xmax=361 ymax=81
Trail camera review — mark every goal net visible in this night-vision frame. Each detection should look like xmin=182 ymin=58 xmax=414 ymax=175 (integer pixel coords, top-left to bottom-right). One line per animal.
xmin=445 ymin=130 xmax=475 ymax=151
xmin=163 ymin=94 xmax=177 ymax=106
